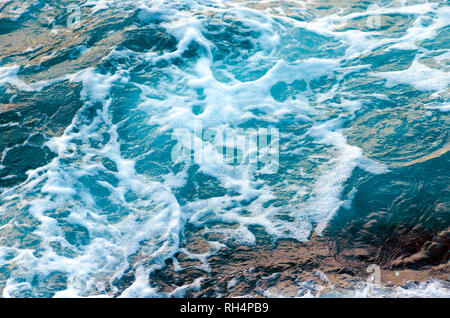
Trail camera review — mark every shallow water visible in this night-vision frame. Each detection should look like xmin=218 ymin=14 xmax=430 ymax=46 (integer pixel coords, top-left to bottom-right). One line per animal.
xmin=0 ymin=0 xmax=448 ymax=297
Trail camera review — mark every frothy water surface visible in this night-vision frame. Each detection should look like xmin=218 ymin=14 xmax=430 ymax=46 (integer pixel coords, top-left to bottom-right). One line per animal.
xmin=0 ymin=0 xmax=448 ymax=297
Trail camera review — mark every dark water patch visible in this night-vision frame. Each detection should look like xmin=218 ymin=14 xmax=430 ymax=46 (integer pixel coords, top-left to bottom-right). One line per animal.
xmin=135 ymin=133 xmax=177 ymax=178
xmin=345 ymin=94 xmax=449 ymax=165
xmin=171 ymin=42 xmax=209 ymax=70
xmin=116 ymin=112 xmax=161 ymax=158
xmin=0 ymin=17 xmax=22 ymax=35
xmin=358 ymin=49 xmax=416 ymax=72
xmin=204 ymin=17 xmax=275 ymax=82
xmin=1 ymin=145 xmax=54 ymax=182
xmin=247 ymin=224 xmax=274 ymax=245
xmin=59 ymin=221 xmax=91 ymax=246
xmin=120 ymin=27 xmax=177 ymax=53
xmin=0 ymin=80 xmax=83 ymax=187
xmin=204 ymin=18 xmax=258 ymax=62
xmin=419 ymin=25 xmax=450 ymax=50
xmin=325 ymin=151 xmax=449 ymax=269
xmin=175 ymin=165 xmax=227 ymax=204
xmin=271 ymin=79 xmax=308 ymax=102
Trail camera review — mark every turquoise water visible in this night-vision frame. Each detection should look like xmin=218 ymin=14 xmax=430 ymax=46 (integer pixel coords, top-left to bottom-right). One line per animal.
xmin=0 ymin=0 xmax=448 ymax=297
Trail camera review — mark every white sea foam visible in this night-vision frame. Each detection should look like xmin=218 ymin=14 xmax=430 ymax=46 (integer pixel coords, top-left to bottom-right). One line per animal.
xmin=0 ymin=66 xmax=56 ymax=92
xmin=263 ymin=279 xmax=450 ymax=298
xmin=0 ymin=68 xmax=184 ymax=297
xmin=374 ymin=59 xmax=450 ymax=91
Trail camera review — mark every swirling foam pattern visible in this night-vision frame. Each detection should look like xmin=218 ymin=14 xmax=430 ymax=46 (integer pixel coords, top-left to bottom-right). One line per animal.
xmin=0 ymin=0 xmax=448 ymax=297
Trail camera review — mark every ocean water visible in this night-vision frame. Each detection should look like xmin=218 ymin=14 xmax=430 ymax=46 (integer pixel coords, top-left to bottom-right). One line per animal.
xmin=0 ymin=0 xmax=448 ymax=297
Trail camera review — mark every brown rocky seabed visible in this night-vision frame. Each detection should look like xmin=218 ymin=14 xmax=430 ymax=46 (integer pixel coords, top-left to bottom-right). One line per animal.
xmin=143 ymin=229 xmax=449 ymax=297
